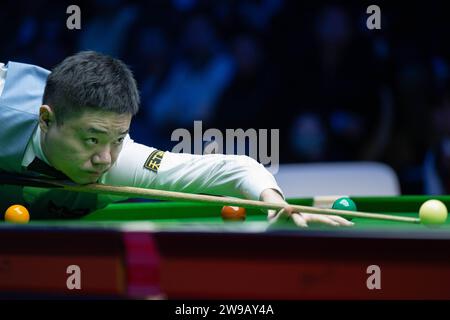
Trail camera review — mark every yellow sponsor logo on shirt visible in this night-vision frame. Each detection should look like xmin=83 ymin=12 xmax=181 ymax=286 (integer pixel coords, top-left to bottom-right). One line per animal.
xmin=144 ymin=150 xmax=165 ymax=173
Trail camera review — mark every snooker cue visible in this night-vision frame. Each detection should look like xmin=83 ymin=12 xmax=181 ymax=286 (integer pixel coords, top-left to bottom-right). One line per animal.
xmin=0 ymin=173 xmax=420 ymax=223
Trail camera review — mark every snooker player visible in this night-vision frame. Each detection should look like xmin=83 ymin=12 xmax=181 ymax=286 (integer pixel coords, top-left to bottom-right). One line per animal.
xmin=0 ymin=52 xmax=352 ymax=227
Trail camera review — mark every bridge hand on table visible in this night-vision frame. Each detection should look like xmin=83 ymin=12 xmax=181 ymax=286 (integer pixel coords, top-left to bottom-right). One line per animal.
xmin=260 ymin=188 xmax=354 ymax=228
xmin=268 ymin=207 xmax=354 ymax=228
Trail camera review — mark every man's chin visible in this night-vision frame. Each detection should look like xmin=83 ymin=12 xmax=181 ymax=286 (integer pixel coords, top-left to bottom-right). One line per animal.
xmin=69 ymin=175 xmax=100 ymax=185
xmin=79 ymin=179 xmax=99 ymax=185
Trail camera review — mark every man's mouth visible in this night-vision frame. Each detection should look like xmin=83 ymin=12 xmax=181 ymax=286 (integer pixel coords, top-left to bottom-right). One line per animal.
xmin=86 ymin=171 xmax=103 ymax=176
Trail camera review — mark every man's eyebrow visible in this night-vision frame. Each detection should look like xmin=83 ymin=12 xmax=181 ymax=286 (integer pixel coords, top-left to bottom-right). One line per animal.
xmin=86 ymin=127 xmax=129 ymax=135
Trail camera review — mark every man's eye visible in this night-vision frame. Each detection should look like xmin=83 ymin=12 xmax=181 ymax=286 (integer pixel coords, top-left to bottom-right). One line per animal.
xmin=85 ymin=138 xmax=98 ymax=145
xmin=115 ymin=137 xmax=125 ymax=145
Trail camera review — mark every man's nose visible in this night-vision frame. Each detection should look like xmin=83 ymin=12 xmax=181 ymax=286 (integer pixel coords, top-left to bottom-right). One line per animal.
xmin=92 ymin=148 xmax=112 ymax=167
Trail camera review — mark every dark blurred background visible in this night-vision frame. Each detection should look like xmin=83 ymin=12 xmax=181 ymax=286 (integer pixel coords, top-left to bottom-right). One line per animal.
xmin=1 ymin=0 xmax=450 ymax=195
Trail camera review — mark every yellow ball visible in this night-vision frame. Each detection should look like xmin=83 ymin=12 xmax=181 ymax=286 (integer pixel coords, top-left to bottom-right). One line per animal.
xmin=4 ymin=204 xmax=30 ymax=224
xmin=419 ymin=200 xmax=448 ymax=226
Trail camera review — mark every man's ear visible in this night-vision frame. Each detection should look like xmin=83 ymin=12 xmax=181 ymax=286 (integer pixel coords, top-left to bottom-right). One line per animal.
xmin=39 ymin=105 xmax=55 ymax=133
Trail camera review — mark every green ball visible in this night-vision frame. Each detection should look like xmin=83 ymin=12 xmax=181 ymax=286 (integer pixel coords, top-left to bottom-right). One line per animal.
xmin=419 ymin=199 xmax=448 ymax=226
xmin=332 ymin=197 xmax=357 ymax=211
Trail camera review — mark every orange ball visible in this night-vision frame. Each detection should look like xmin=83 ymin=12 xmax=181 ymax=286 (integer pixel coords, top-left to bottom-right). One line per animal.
xmin=221 ymin=206 xmax=246 ymax=221
xmin=5 ymin=204 xmax=30 ymax=224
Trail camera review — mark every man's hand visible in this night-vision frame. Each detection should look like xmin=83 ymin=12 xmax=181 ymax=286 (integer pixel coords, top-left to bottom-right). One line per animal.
xmin=260 ymin=189 xmax=354 ymax=227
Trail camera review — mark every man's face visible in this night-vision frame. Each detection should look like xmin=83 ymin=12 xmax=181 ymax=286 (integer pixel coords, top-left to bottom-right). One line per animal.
xmin=40 ymin=107 xmax=132 ymax=184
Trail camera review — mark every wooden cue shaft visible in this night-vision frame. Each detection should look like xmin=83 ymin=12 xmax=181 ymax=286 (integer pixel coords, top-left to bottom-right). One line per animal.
xmin=53 ymin=181 xmax=420 ymax=224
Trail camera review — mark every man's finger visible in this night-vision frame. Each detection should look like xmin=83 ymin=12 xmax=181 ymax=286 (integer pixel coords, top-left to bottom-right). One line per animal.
xmin=291 ymin=213 xmax=308 ymax=227
xmin=278 ymin=207 xmax=294 ymax=220
xmin=268 ymin=208 xmax=291 ymax=224
xmin=327 ymin=214 xmax=354 ymax=226
xmin=267 ymin=209 xmax=278 ymax=220
xmin=303 ymin=214 xmax=340 ymax=226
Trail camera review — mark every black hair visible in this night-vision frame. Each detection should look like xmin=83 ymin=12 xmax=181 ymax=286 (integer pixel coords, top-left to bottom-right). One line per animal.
xmin=43 ymin=51 xmax=140 ymax=123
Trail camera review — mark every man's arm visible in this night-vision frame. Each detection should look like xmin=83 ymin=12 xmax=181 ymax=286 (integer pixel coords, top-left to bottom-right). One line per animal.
xmin=103 ymin=136 xmax=281 ymax=199
xmin=102 ymin=137 xmax=352 ymax=227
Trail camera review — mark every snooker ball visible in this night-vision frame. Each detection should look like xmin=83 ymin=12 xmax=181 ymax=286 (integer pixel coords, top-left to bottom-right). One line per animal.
xmin=4 ymin=204 xmax=30 ymax=224
xmin=419 ymin=199 xmax=448 ymax=226
xmin=221 ymin=206 xmax=246 ymax=221
xmin=332 ymin=197 xmax=357 ymax=212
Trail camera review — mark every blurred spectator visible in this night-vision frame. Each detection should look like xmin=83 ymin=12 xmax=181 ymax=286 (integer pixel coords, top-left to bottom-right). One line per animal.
xmin=129 ymin=27 xmax=171 ymax=146
xmin=78 ymin=0 xmax=139 ymax=57
xmin=148 ymin=15 xmax=235 ymax=146
xmin=424 ymin=85 xmax=450 ymax=194
xmin=138 ymin=28 xmax=171 ymax=106
xmin=172 ymin=0 xmax=199 ymax=12
xmin=210 ymin=34 xmax=280 ymax=130
xmin=385 ymin=51 xmax=435 ymax=193
xmin=288 ymin=5 xmax=383 ymax=162
xmin=290 ymin=113 xmax=327 ymax=162
xmin=238 ymin=0 xmax=284 ymax=31
xmin=33 ymin=16 xmax=71 ymax=68
xmin=2 ymin=2 xmax=45 ymax=63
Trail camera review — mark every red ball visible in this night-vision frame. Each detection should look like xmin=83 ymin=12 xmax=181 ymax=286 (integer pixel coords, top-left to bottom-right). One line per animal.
xmin=221 ymin=206 xmax=246 ymax=221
